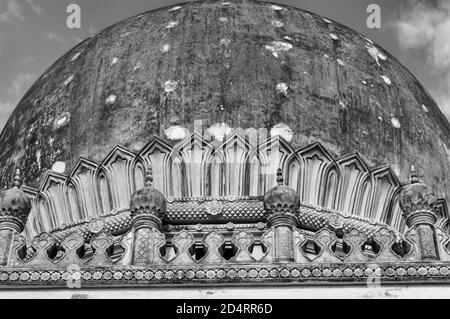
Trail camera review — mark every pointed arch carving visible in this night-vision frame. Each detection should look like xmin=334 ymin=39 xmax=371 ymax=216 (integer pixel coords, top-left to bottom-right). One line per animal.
xmin=20 ymin=136 xmax=411 ymax=235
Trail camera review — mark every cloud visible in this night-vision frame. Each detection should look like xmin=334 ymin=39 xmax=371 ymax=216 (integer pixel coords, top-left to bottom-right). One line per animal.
xmin=20 ymin=56 xmax=36 ymax=64
xmin=394 ymin=0 xmax=450 ymax=117
xmin=45 ymin=32 xmax=64 ymax=43
xmin=0 ymin=0 xmax=24 ymax=23
xmin=7 ymin=73 xmax=36 ymax=97
xmin=25 ymin=0 xmax=42 ymax=15
xmin=0 ymin=101 xmax=14 ymax=132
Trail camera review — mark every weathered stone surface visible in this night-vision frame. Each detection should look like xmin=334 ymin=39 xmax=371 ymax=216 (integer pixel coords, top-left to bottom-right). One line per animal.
xmin=1 ymin=0 xmax=449 ymax=201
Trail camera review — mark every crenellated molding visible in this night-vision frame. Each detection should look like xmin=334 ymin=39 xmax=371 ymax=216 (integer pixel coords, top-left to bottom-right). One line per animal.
xmin=17 ymin=134 xmax=446 ymax=239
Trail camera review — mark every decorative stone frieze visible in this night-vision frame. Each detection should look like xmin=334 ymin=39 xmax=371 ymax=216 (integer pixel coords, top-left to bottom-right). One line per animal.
xmin=264 ymin=169 xmax=300 ymax=263
xmin=129 ymin=168 xmax=168 ymax=265
xmin=0 ymin=170 xmax=31 ymax=266
xmin=400 ymin=166 xmax=439 ymax=261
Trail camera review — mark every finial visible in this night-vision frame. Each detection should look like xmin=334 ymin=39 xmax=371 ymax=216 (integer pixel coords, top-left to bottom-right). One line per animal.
xmin=410 ymin=165 xmax=419 ymax=184
xmin=12 ymin=168 xmax=22 ymax=189
xmin=276 ymin=168 xmax=284 ymax=186
xmin=145 ymin=167 xmax=153 ymax=188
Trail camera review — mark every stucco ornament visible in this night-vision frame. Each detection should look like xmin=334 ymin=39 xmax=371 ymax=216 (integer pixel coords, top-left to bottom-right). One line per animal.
xmin=263 ymin=169 xmax=300 ymax=214
xmin=399 ymin=166 xmax=437 ymax=227
xmin=0 ymin=169 xmax=32 ymax=232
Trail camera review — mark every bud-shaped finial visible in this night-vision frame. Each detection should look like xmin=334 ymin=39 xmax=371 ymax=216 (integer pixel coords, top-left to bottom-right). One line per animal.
xmin=263 ymin=167 xmax=300 ymax=215
xmin=410 ymin=165 xmax=419 ymax=184
xmin=276 ymin=168 xmax=284 ymax=186
xmin=0 ymin=168 xmax=31 ymax=232
xmin=145 ymin=167 xmax=153 ymax=188
xmin=129 ymin=166 xmax=167 ymax=227
xmin=399 ymin=164 xmax=437 ymax=228
xmin=12 ymin=168 xmax=22 ymax=189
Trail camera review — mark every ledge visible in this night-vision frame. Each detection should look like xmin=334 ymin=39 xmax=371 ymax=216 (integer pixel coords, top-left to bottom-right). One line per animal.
xmin=1 ymin=262 xmax=450 ymax=289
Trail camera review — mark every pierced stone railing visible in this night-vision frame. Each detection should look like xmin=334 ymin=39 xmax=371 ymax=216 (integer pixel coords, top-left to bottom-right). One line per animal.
xmin=6 ymin=224 xmax=450 ymax=269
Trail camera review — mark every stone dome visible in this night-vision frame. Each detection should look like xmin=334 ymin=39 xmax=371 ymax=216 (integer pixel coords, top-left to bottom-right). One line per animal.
xmin=1 ymin=0 xmax=450 ymax=200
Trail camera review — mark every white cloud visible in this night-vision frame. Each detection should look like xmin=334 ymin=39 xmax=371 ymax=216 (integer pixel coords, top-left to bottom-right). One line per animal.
xmin=0 ymin=101 xmax=14 ymax=132
xmin=45 ymin=32 xmax=64 ymax=43
xmin=20 ymin=55 xmax=36 ymax=64
xmin=0 ymin=0 xmax=24 ymax=23
xmin=25 ymin=0 xmax=42 ymax=15
xmin=394 ymin=0 xmax=450 ymax=117
xmin=7 ymin=73 xmax=36 ymax=97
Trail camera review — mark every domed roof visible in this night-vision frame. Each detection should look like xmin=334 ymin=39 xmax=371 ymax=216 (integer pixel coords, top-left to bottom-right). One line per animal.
xmin=1 ymin=0 xmax=450 ymax=199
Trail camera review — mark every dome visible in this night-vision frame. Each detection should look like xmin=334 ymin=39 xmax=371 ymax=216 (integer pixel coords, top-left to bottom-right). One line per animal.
xmin=1 ymin=0 xmax=450 ymax=200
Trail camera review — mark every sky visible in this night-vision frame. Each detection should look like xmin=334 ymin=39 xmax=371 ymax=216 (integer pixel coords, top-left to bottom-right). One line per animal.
xmin=0 ymin=0 xmax=449 ymax=131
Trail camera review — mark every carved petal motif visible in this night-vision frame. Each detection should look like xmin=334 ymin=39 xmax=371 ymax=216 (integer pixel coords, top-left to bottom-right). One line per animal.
xmin=57 ymin=232 xmax=85 ymax=267
xmin=170 ymin=230 xmax=197 ymax=265
xmin=313 ymin=229 xmax=342 ymax=263
xmin=403 ymin=228 xmax=422 ymax=262
xmin=260 ymin=229 xmax=275 ymax=263
xmin=201 ymin=231 xmax=226 ymax=264
xmin=231 ymin=231 xmax=256 ymax=263
xmin=371 ymin=228 xmax=403 ymax=263
xmin=343 ymin=229 xmax=370 ymax=263
xmin=117 ymin=230 xmax=134 ymax=266
xmin=87 ymin=232 xmax=114 ymax=266
xmin=25 ymin=233 xmax=57 ymax=268
xmin=436 ymin=227 xmax=450 ymax=262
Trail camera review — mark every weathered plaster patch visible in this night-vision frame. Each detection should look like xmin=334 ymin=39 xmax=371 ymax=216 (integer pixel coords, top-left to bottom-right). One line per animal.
xmin=380 ymin=75 xmax=392 ymax=85
xmin=64 ymin=75 xmax=74 ymax=86
xmin=51 ymin=161 xmax=66 ymax=174
xmin=220 ymin=38 xmax=231 ymax=47
xmin=133 ymin=62 xmax=142 ymax=71
xmin=264 ymin=41 xmax=293 ymax=58
xmin=366 ymin=45 xmax=387 ymax=67
xmin=106 ymin=95 xmax=117 ymax=105
xmin=391 ymin=117 xmax=401 ymax=129
xmin=206 ymin=123 xmax=233 ymax=142
xmin=169 ymin=6 xmax=182 ymax=12
xmin=54 ymin=112 xmax=71 ymax=130
xmin=70 ymin=52 xmax=81 ymax=62
xmin=165 ymin=126 xmax=189 ymax=141
xmin=276 ymin=83 xmax=289 ymax=95
xmin=161 ymin=44 xmax=171 ymax=53
xmin=272 ymin=20 xmax=284 ymax=28
xmin=270 ymin=4 xmax=284 ymax=11
xmin=392 ymin=165 xmax=401 ymax=176
xmin=271 ymin=123 xmax=293 ymax=142
xmin=440 ymin=141 xmax=450 ymax=163
xmin=36 ymin=150 xmax=41 ymax=170
xmin=164 ymin=80 xmax=178 ymax=93
xmin=329 ymin=33 xmax=339 ymax=41
xmin=166 ymin=21 xmax=179 ymax=29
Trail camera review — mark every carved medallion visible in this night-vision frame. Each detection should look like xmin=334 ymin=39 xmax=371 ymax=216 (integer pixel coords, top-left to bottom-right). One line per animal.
xmin=203 ymin=201 xmax=224 ymax=217
xmin=88 ymin=219 xmax=105 ymax=234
